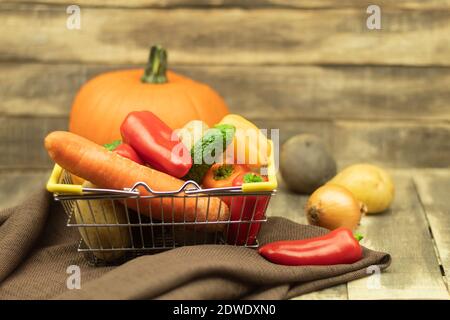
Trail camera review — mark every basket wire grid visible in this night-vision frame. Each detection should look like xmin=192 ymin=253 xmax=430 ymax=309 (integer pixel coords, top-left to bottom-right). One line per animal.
xmin=55 ymin=170 xmax=274 ymax=265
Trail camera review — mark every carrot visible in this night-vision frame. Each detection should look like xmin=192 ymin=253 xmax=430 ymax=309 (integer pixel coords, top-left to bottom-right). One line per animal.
xmin=45 ymin=131 xmax=229 ymax=231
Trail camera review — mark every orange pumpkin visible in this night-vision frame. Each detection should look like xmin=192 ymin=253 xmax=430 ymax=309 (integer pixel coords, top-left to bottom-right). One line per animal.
xmin=69 ymin=45 xmax=229 ymax=145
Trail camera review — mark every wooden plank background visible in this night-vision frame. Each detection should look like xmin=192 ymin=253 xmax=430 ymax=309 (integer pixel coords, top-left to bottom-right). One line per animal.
xmin=4 ymin=0 xmax=450 ymax=10
xmin=2 ymin=4 xmax=450 ymax=66
xmin=1 ymin=1 xmax=450 ymax=169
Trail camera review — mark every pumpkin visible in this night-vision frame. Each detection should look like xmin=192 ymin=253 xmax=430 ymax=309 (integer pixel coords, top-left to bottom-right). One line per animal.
xmin=69 ymin=45 xmax=229 ymax=145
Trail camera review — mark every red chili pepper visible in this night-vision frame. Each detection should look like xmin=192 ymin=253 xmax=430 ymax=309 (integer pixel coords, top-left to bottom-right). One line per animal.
xmin=226 ymin=172 xmax=270 ymax=246
xmin=104 ymin=140 xmax=144 ymax=165
xmin=258 ymin=228 xmax=363 ymax=266
xmin=120 ymin=111 xmax=192 ymax=178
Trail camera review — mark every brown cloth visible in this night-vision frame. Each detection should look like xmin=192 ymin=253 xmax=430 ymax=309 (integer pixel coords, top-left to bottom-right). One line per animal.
xmin=0 ymin=189 xmax=391 ymax=300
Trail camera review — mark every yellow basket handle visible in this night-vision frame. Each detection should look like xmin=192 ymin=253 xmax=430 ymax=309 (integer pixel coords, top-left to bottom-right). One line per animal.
xmin=46 ymin=164 xmax=83 ymax=195
xmin=241 ymin=140 xmax=278 ymax=193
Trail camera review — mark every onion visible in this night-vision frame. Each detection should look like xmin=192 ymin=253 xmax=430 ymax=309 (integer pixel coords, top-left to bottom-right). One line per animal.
xmin=328 ymin=164 xmax=395 ymax=214
xmin=305 ymin=184 xmax=365 ymax=231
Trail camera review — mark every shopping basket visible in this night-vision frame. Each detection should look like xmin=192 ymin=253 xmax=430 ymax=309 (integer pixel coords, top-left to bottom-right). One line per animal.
xmin=46 ymin=141 xmax=277 ymax=265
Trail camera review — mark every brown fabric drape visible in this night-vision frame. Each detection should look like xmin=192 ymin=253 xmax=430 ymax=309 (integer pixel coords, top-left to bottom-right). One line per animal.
xmin=0 ymin=190 xmax=390 ymax=299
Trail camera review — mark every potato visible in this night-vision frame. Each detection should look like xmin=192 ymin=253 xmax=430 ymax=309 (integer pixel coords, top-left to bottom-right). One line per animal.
xmin=75 ymin=181 xmax=131 ymax=262
xmin=280 ymin=134 xmax=337 ymax=194
xmin=328 ymin=164 xmax=395 ymax=213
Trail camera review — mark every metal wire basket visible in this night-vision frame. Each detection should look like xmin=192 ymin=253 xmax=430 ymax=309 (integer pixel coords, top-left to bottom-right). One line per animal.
xmin=47 ymin=143 xmax=277 ymax=266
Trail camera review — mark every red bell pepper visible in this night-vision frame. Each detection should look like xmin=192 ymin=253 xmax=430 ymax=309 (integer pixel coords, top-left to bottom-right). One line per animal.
xmin=104 ymin=140 xmax=144 ymax=165
xmin=120 ymin=111 xmax=192 ymax=178
xmin=226 ymin=172 xmax=270 ymax=246
xmin=258 ymin=228 xmax=363 ymax=266
xmin=114 ymin=144 xmax=145 ymax=165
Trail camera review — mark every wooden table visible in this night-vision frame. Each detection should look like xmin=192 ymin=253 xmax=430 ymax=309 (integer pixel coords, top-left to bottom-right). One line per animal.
xmin=1 ymin=168 xmax=449 ymax=299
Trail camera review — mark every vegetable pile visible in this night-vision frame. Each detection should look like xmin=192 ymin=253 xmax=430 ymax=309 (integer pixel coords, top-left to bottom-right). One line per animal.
xmin=278 ymin=133 xmax=395 ymax=232
xmin=47 ymin=44 xmax=392 ymax=267
xmin=258 ymin=133 xmax=396 ymax=267
xmin=46 ymin=110 xmax=272 ymax=249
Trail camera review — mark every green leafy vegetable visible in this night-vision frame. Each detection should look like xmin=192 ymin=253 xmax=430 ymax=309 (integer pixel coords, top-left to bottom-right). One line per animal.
xmin=243 ymin=173 xmax=264 ymax=183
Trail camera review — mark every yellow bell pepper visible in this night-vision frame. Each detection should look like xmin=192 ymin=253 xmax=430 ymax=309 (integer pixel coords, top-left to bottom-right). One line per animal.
xmin=219 ymin=114 xmax=271 ymax=167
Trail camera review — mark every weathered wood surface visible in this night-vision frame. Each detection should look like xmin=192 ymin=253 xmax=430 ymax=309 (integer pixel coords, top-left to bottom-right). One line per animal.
xmin=414 ymin=170 xmax=450 ymax=289
xmin=255 ymin=119 xmax=450 ymax=168
xmin=1 ymin=117 xmax=449 ymax=169
xmin=345 ymin=171 xmax=448 ymax=299
xmin=1 ymin=2 xmax=449 ymax=170
xmin=269 ymin=171 xmax=449 ymax=299
xmin=2 ymin=63 xmax=450 ymax=121
xmin=1 ymin=4 xmax=450 ymax=66
xmin=2 ymin=169 xmax=448 ymax=299
xmin=5 ymin=0 xmax=450 ymax=10
xmin=0 ymin=117 xmax=67 ymax=169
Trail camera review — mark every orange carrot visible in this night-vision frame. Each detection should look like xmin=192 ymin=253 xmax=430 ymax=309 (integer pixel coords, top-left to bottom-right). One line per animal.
xmin=45 ymin=131 xmax=229 ymax=230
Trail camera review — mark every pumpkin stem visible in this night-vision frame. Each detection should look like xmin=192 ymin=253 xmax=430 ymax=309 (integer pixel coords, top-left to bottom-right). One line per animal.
xmin=141 ymin=45 xmax=168 ymax=84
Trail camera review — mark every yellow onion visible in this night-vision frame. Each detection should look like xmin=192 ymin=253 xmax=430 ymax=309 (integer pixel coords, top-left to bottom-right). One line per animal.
xmin=328 ymin=164 xmax=395 ymax=214
xmin=305 ymin=184 xmax=365 ymax=231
